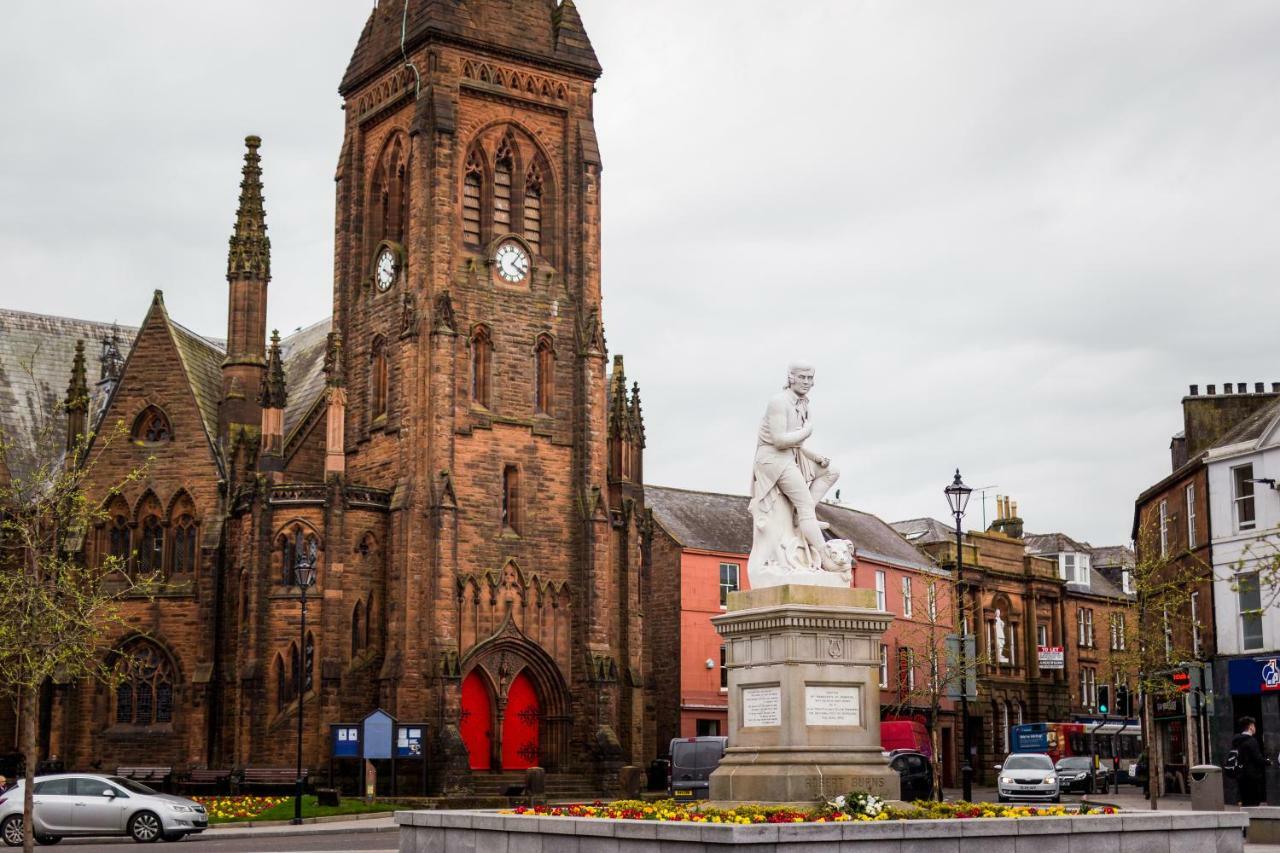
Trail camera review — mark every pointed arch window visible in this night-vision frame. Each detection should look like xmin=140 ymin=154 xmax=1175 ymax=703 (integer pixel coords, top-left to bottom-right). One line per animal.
xmin=279 ymin=526 xmax=319 ymax=586
xmin=524 ymin=163 xmax=543 ymax=254
xmin=370 ymin=336 xmax=388 ymax=420
xmin=493 ymin=138 xmax=514 ymax=233
xmin=113 ymin=640 xmax=175 ymax=726
xmin=108 ymin=513 xmax=131 ymax=565
xmin=139 ymin=516 xmax=164 ymax=574
xmin=275 ymin=654 xmax=288 ymax=711
xmin=351 ymin=601 xmax=365 ymax=658
xmin=463 ymin=151 xmax=484 ymax=246
xmin=289 ymin=642 xmax=300 ymax=700
xmin=502 ymin=464 xmax=521 ymax=534
xmin=132 ymin=406 xmax=172 ymax=444
xmin=171 ymin=512 xmax=197 ymax=574
xmin=470 ymin=325 xmax=493 ymax=409
xmin=366 ymin=591 xmax=375 ymax=650
xmin=535 ymin=335 xmax=555 ymax=415
xmin=304 ymin=632 xmax=315 ymax=693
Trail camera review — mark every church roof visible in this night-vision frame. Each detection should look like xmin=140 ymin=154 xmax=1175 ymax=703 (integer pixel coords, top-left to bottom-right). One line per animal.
xmin=280 ymin=318 xmax=333 ymax=442
xmin=341 ymin=0 xmax=601 ymax=96
xmin=0 ymin=309 xmax=138 ymax=479
xmin=645 ymin=485 xmax=935 ymax=572
xmin=164 ymin=315 xmax=226 ymax=451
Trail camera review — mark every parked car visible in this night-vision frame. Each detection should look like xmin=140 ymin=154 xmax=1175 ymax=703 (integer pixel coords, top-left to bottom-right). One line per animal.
xmin=668 ymin=737 xmax=727 ymax=802
xmin=996 ymin=753 xmax=1060 ymax=803
xmin=1054 ymin=756 xmax=1109 ymax=794
xmin=887 ymin=750 xmax=933 ymax=801
xmin=0 ymin=774 xmax=208 ymax=846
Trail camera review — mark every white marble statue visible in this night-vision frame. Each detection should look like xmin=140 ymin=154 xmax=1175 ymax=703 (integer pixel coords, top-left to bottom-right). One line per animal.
xmin=994 ymin=608 xmax=1008 ymax=663
xmin=747 ymin=363 xmax=854 ymax=589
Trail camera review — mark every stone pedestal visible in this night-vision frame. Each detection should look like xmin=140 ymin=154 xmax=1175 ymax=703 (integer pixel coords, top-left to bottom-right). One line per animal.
xmin=708 ymin=584 xmax=899 ymax=804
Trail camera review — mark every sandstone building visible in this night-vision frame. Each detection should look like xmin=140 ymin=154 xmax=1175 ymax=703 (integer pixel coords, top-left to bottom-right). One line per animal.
xmin=0 ymin=0 xmax=654 ymax=794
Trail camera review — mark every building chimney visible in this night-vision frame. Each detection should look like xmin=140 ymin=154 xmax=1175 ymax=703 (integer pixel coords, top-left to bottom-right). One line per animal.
xmin=1189 ymin=385 xmax=1199 ymax=396
xmin=1257 ymin=382 xmax=1266 ymax=394
xmin=1207 ymin=385 xmax=1216 ymax=395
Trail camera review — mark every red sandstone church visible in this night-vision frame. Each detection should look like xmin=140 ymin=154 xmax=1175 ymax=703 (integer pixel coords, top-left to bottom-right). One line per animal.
xmin=0 ymin=1 xmax=654 ymax=795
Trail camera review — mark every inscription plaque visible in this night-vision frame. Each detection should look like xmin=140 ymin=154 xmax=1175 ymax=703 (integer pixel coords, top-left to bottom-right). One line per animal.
xmin=804 ymin=685 xmax=860 ymax=727
xmin=742 ymin=686 xmax=782 ymax=727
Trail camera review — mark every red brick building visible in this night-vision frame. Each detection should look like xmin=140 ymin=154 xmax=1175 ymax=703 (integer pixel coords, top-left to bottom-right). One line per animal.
xmin=0 ymin=1 xmax=654 ymax=795
xmin=645 ymin=488 xmax=959 ymax=782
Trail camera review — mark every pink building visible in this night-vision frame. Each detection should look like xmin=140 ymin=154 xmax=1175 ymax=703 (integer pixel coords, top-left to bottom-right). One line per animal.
xmin=646 ymin=486 xmax=958 ymax=783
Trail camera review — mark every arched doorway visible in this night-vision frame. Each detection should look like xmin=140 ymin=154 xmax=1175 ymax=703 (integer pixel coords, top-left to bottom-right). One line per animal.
xmin=460 ymin=670 xmax=493 ymax=770
xmin=501 ymin=671 xmax=541 ymax=770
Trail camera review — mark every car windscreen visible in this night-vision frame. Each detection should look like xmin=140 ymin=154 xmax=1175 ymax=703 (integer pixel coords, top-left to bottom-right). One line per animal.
xmin=1056 ymin=757 xmax=1091 ymax=769
xmin=108 ymin=777 xmax=155 ymax=795
xmin=1003 ymin=755 xmax=1051 ymax=770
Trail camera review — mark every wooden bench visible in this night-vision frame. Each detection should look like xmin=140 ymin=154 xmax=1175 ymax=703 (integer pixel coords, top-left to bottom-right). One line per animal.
xmin=238 ymin=767 xmax=306 ymax=793
xmin=115 ymin=766 xmax=173 ymax=790
xmin=182 ymin=769 xmax=232 ymax=794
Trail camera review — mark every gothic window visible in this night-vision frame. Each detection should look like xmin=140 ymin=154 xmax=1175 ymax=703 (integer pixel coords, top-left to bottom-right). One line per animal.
xmin=278 ymin=526 xmax=319 ymax=586
xmin=304 ymin=632 xmax=315 ymax=693
xmin=534 ymin=335 xmax=555 ymax=415
xmin=171 ymin=515 xmax=197 ymax=573
xmin=524 ymin=163 xmax=543 ymax=254
xmin=502 ymin=464 xmax=521 ymax=534
xmin=370 ymin=336 xmax=388 ymax=420
xmin=139 ymin=516 xmax=164 ymax=574
xmin=493 ymin=138 xmax=514 ymax=233
xmin=470 ymin=325 xmax=493 ymax=408
xmin=463 ymin=151 xmax=484 ymax=246
xmin=366 ymin=591 xmax=374 ymax=650
xmin=108 ymin=513 xmax=131 ymax=565
xmin=351 ymin=601 xmax=365 ymax=658
xmin=113 ymin=640 xmax=176 ymax=726
xmin=275 ymin=654 xmax=287 ymax=711
xmin=289 ymin=642 xmax=300 ymax=699
xmin=369 ymin=134 xmax=408 ymax=253
xmin=132 ymin=406 xmax=172 ymax=444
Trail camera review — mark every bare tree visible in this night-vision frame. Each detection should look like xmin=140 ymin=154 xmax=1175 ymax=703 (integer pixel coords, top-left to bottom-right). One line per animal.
xmin=0 ymin=346 xmax=154 ymax=852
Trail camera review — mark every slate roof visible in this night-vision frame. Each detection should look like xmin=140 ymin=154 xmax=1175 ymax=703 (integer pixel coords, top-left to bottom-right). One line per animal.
xmin=164 ymin=317 xmax=225 ymax=452
xmin=280 ymin=318 xmax=332 ymax=441
xmin=890 ymin=517 xmax=954 ymax=546
xmin=1208 ymin=395 xmax=1280 ymax=452
xmin=342 ymin=0 xmax=600 ymax=96
xmin=1024 ymin=532 xmax=1092 ymax=556
xmin=1024 ymin=532 xmax=1134 ymax=601
xmin=645 ymin=485 xmax=935 ymax=571
xmin=0 ymin=309 xmax=138 ymax=478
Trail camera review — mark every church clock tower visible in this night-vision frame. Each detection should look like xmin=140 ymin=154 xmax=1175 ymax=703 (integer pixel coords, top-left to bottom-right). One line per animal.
xmin=333 ymin=0 xmax=652 ymax=785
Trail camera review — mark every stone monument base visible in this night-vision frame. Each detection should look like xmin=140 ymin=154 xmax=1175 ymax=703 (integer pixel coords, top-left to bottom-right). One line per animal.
xmin=709 ymin=584 xmax=899 ymax=803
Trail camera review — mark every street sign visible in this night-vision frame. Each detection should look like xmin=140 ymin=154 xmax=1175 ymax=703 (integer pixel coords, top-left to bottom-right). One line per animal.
xmin=944 ymin=635 xmax=978 ymax=701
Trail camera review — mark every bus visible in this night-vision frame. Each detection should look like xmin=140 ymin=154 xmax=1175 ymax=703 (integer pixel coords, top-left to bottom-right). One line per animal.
xmin=1010 ymin=720 xmax=1141 ymax=776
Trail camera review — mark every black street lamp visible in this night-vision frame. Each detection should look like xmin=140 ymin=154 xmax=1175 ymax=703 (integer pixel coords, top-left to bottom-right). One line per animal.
xmin=291 ymin=530 xmax=318 ymax=826
xmin=944 ymin=469 xmax=974 ymax=802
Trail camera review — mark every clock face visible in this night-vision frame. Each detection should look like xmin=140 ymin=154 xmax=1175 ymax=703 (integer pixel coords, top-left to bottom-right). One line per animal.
xmin=494 ymin=241 xmax=530 ymax=284
xmin=375 ymin=248 xmax=397 ymax=292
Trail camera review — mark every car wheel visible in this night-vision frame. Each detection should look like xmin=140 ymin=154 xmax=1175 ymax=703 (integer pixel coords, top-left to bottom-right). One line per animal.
xmin=1 ymin=816 xmax=22 ymax=848
xmin=35 ymin=836 xmax=61 ymax=846
xmin=129 ymin=811 xmax=163 ymax=843
xmin=1085 ymin=779 xmax=1094 ymax=794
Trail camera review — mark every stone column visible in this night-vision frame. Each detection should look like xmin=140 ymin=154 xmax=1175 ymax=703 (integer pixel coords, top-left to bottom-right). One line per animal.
xmin=708 ymin=584 xmax=898 ymax=804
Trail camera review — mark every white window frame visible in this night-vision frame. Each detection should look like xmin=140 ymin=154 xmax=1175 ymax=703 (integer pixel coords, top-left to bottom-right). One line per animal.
xmin=719 ymin=562 xmax=740 ymax=609
xmin=1162 ymin=605 xmax=1172 ymax=661
xmin=1234 ymin=464 xmax=1257 ymax=532
xmin=875 ymin=571 xmax=886 ymax=611
xmin=1037 ymin=623 xmax=1048 ymax=647
xmin=1240 ymin=571 xmax=1264 ymax=651
xmin=879 ymin=644 xmax=888 ymax=688
xmin=902 ymin=576 xmax=913 ymax=618
xmin=1085 ymin=609 xmax=1094 ymax=647
xmin=1186 ymin=483 xmax=1197 ymax=549
xmin=1061 ymin=553 xmax=1074 ymax=582
xmin=927 ymin=583 xmax=937 ymax=621
xmin=1121 ymin=569 xmax=1134 ymax=595
xmin=719 ymin=645 xmax=727 ymax=691
xmin=1077 ymin=608 xmax=1086 ymax=647
xmin=1159 ymin=500 xmax=1169 ymax=557
xmin=1190 ymin=591 xmax=1202 ymax=657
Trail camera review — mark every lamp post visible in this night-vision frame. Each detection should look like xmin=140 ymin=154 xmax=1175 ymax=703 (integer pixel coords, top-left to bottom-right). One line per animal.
xmin=945 ymin=469 xmax=974 ymax=802
xmin=291 ymin=530 xmax=318 ymax=826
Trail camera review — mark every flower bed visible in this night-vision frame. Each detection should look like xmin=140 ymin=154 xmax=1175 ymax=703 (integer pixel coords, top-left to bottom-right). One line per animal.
xmin=507 ymin=795 xmax=1117 ymax=825
xmin=192 ymin=795 xmax=288 ymax=822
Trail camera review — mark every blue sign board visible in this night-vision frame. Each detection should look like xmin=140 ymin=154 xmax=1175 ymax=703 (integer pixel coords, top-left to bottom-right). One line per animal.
xmin=362 ymin=709 xmax=396 ymax=760
xmin=1011 ymin=723 xmax=1048 ymax=753
xmin=396 ymin=725 xmax=426 ymax=758
xmin=1228 ymin=657 xmax=1280 ymax=696
xmin=331 ymin=725 xmax=361 ymax=759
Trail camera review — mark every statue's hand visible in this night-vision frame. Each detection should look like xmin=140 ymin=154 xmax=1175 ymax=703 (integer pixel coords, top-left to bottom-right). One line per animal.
xmin=816 ymin=456 xmax=830 ymax=468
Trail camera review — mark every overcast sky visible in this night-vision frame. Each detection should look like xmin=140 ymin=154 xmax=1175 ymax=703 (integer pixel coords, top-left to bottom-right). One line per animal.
xmin=3 ymin=1 xmax=1279 ymax=545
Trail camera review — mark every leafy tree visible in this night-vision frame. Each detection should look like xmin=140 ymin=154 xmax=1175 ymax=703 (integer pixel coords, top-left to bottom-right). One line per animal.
xmin=0 ymin=346 xmax=154 ymax=852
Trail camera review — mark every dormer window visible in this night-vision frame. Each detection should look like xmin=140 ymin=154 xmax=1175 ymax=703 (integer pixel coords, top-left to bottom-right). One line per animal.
xmin=1060 ymin=553 xmax=1090 ymax=586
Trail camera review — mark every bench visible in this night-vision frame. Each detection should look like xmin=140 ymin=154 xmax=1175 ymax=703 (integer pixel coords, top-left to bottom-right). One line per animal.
xmin=115 ymin=766 xmax=173 ymax=791
xmin=238 ymin=767 xmax=306 ymax=793
xmin=182 ymin=769 xmax=233 ymax=794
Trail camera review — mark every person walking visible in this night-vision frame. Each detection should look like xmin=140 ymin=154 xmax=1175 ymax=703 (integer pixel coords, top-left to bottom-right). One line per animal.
xmin=1232 ymin=716 xmax=1268 ymax=806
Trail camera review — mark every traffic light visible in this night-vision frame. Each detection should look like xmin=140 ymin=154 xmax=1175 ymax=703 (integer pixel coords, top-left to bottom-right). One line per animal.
xmin=1116 ymin=686 xmax=1130 ymax=717
xmin=1097 ymin=684 xmax=1111 ymax=715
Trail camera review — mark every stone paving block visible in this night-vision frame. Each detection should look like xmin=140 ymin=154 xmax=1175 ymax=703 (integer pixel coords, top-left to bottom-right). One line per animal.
xmin=1119 ymin=830 xmax=1171 ymax=853
xmin=838 ymin=841 xmax=902 ymax=853
xmin=1013 ymin=833 xmax=1066 ymax=853
xmin=506 ymin=832 xmax=543 ymax=853
xmin=443 ymin=827 xmax=477 ymax=853
xmin=1069 ymin=834 xmax=1119 ymax=853
xmin=1169 ymin=828 xmax=1214 ymax=853
xmin=441 ymin=813 xmax=474 ymax=830
xmin=841 ymin=821 xmax=905 ymax=841
xmin=1214 ymin=827 xmax=1245 ymax=853
xmin=959 ymin=817 xmax=1017 ymax=836
xmin=778 ymin=822 xmax=841 ymax=842
xmin=471 ymin=830 xmax=508 ymax=853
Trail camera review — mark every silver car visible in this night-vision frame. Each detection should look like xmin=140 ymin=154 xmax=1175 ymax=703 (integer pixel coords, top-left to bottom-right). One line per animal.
xmin=996 ymin=753 xmax=1061 ymax=803
xmin=0 ymin=774 xmax=208 ymax=845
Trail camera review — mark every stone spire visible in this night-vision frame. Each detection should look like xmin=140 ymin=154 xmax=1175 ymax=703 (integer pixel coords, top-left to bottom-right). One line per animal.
xmin=628 ymin=381 xmax=645 ymax=448
xmin=226 ymin=136 xmax=271 ymax=283
xmin=260 ymin=330 xmax=288 ymax=410
xmin=607 ymin=355 xmax=631 ymax=441
xmin=64 ymin=339 xmax=89 ymax=455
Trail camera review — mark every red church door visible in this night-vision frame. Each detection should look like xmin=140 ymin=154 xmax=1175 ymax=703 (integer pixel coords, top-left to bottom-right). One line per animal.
xmin=460 ymin=670 xmax=493 ymax=770
xmin=501 ymin=671 xmax=541 ymax=770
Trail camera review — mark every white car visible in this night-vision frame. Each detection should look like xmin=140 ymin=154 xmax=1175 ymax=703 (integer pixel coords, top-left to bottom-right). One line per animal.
xmin=996 ymin=753 xmax=1061 ymax=803
xmin=0 ymin=774 xmax=208 ymax=845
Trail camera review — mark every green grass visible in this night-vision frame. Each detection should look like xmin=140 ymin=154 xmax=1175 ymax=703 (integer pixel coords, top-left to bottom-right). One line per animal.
xmin=207 ymin=795 xmax=400 ymax=824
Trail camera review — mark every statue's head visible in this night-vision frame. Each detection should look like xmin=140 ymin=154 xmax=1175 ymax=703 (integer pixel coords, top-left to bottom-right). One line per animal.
xmin=785 ymin=362 xmax=816 ymax=395
xmin=824 ymin=539 xmax=855 ymax=574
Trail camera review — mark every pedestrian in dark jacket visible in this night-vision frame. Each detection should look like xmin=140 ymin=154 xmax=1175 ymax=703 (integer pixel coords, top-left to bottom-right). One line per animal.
xmin=1233 ymin=716 xmax=1268 ymax=806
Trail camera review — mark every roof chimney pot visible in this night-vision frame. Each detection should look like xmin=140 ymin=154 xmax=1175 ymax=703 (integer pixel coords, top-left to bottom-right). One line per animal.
xmin=1257 ymin=382 xmax=1266 ymax=394
xmin=1189 ymin=384 xmax=1199 ymax=396
xmin=1207 ymin=385 xmax=1217 ymax=395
